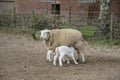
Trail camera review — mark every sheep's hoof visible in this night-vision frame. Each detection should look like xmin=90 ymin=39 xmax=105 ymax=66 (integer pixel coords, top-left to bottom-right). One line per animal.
xmin=53 ymin=63 xmax=56 ymax=66
xmin=49 ymin=60 xmax=53 ymax=63
xmin=46 ymin=60 xmax=53 ymax=63
xmin=77 ymin=59 xmax=86 ymax=64
xmin=81 ymin=61 xmax=86 ymax=64
xmin=59 ymin=64 xmax=63 ymax=67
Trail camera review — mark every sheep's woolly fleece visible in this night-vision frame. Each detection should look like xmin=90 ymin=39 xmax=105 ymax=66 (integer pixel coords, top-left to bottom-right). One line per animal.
xmin=42 ymin=29 xmax=84 ymax=51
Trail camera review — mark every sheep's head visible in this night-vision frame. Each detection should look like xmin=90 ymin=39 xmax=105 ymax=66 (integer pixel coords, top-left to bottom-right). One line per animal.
xmin=40 ymin=29 xmax=51 ymax=40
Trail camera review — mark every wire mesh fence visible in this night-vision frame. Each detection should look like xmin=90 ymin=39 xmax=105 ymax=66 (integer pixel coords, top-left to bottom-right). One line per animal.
xmin=0 ymin=9 xmax=120 ymax=40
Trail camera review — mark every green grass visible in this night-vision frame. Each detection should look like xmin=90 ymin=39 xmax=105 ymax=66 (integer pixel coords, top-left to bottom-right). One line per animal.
xmin=90 ymin=40 xmax=109 ymax=46
xmin=59 ymin=24 xmax=120 ymax=46
xmin=90 ymin=40 xmax=120 ymax=46
xmin=110 ymin=40 xmax=120 ymax=47
xmin=59 ymin=24 xmax=97 ymax=38
xmin=59 ymin=23 xmax=73 ymax=29
xmin=79 ymin=26 xmax=96 ymax=38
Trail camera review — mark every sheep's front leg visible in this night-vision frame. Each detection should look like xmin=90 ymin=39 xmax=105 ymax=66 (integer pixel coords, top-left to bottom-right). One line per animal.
xmin=46 ymin=50 xmax=53 ymax=62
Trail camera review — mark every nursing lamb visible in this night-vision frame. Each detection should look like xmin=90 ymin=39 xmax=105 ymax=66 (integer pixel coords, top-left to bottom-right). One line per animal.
xmin=40 ymin=29 xmax=87 ymax=63
xmin=53 ymin=46 xmax=78 ymax=66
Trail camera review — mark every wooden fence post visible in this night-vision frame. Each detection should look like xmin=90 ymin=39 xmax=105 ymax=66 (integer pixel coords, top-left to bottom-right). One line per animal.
xmin=13 ymin=6 xmax=16 ymax=28
xmin=45 ymin=7 xmax=48 ymax=16
xmin=99 ymin=20 xmax=102 ymax=40
xmin=32 ymin=10 xmax=36 ymax=29
xmin=68 ymin=7 xmax=71 ymax=24
xmin=110 ymin=14 xmax=113 ymax=41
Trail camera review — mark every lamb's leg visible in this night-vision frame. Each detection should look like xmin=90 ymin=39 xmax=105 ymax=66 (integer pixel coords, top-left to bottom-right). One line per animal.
xmin=66 ymin=57 xmax=70 ymax=64
xmin=62 ymin=57 xmax=69 ymax=64
xmin=62 ymin=58 xmax=66 ymax=62
xmin=71 ymin=54 xmax=78 ymax=65
xmin=53 ymin=53 xmax=59 ymax=66
xmin=59 ymin=54 xmax=64 ymax=66
xmin=46 ymin=50 xmax=53 ymax=62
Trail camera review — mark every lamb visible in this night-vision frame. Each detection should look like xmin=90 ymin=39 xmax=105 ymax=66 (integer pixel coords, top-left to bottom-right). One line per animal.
xmin=53 ymin=46 xmax=78 ymax=66
xmin=40 ymin=29 xmax=87 ymax=63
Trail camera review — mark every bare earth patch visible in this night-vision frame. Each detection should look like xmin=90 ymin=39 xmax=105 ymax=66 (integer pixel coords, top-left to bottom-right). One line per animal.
xmin=0 ymin=32 xmax=120 ymax=80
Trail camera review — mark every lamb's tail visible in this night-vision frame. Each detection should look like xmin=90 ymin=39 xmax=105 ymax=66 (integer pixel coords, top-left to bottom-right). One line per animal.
xmin=55 ymin=47 xmax=59 ymax=55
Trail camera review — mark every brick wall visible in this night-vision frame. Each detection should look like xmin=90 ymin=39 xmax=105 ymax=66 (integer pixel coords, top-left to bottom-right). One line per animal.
xmin=15 ymin=0 xmax=100 ymax=25
xmin=111 ymin=0 xmax=120 ymax=17
xmin=15 ymin=0 xmax=89 ymax=15
xmin=15 ymin=0 xmax=100 ymax=16
xmin=15 ymin=0 xmax=38 ymax=13
xmin=1 ymin=0 xmax=119 ymax=17
xmin=0 ymin=1 xmax=15 ymax=13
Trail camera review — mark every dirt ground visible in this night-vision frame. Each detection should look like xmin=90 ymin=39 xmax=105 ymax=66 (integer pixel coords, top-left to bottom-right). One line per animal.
xmin=0 ymin=32 xmax=120 ymax=80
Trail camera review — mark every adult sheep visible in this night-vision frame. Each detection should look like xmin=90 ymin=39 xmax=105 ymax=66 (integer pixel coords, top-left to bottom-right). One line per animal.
xmin=40 ymin=29 xmax=87 ymax=63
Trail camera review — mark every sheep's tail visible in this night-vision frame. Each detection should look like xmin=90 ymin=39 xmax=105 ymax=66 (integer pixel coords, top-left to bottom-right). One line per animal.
xmin=82 ymin=39 xmax=89 ymax=54
xmin=82 ymin=39 xmax=88 ymax=45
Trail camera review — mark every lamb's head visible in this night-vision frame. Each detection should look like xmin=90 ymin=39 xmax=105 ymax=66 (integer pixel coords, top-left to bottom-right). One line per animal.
xmin=40 ymin=29 xmax=51 ymax=40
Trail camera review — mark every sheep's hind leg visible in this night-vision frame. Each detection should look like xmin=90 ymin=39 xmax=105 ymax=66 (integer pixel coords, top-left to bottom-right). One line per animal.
xmin=75 ymin=49 xmax=81 ymax=63
xmin=74 ymin=41 xmax=86 ymax=64
xmin=80 ymin=51 xmax=85 ymax=63
xmin=78 ymin=50 xmax=85 ymax=64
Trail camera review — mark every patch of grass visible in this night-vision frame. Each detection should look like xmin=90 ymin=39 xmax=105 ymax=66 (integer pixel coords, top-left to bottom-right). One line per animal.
xmin=32 ymin=31 xmax=40 ymax=40
xmin=79 ymin=26 xmax=96 ymax=38
xmin=59 ymin=24 xmax=96 ymax=38
xmin=90 ymin=40 xmax=120 ymax=46
xmin=59 ymin=23 xmax=73 ymax=29
xmin=110 ymin=40 xmax=120 ymax=47
xmin=90 ymin=40 xmax=109 ymax=46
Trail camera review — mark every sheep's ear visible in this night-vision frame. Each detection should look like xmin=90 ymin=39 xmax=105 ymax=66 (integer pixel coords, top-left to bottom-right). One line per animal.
xmin=47 ymin=31 xmax=51 ymax=34
xmin=47 ymin=32 xmax=50 ymax=35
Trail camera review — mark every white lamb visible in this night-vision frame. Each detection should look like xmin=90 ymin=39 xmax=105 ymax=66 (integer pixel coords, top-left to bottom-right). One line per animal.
xmin=53 ymin=46 xmax=78 ymax=66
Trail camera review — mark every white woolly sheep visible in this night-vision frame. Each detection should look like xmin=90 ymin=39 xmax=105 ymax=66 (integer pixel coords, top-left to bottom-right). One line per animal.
xmin=40 ymin=29 xmax=87 ymax=63
xmin=53 ymin=46 xmax=78 ymax=66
